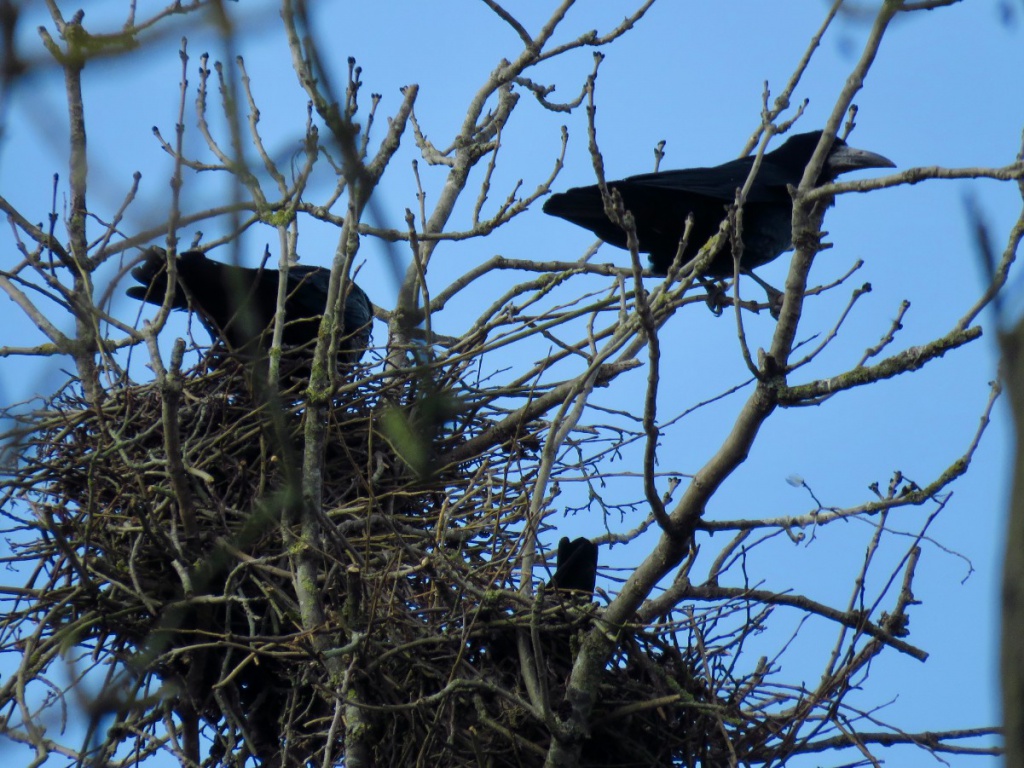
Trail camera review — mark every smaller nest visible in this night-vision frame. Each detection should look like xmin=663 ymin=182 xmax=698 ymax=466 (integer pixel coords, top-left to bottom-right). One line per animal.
xmin=6 ymin=354 xmax=745 ymax=767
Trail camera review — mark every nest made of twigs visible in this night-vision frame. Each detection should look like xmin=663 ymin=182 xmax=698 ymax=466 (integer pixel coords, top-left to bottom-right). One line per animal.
xmin=4 ymin=351 xmax=744 ymax=767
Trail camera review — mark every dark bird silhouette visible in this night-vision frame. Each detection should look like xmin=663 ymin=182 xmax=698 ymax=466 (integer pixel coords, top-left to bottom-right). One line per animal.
xmin=127 ymin=248 xmax=372 ymax=362
xmin=542 ymin=130 xmax=894 ymax=278
xmin=550 ymin=536 xmax=598 ymax=597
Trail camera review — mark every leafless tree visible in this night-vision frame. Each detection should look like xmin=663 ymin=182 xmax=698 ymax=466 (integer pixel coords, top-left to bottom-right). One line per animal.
xmin=1 ymin=2 xmax=1020 ymax=767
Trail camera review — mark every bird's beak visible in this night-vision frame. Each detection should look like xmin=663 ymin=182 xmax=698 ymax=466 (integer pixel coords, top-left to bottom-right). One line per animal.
xmin=826 ymin=144 xmax=896 ymax=175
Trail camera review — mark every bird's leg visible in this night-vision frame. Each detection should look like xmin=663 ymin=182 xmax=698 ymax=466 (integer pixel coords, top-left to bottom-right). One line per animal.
xmin=741 ymin=270 xmax=785 ymax=319
xmin=698 ymin=276 xmax=728 ymax=316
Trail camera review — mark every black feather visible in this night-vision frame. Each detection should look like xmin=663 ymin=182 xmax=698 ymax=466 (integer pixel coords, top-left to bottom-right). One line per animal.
xmin=543 ymin=130 xmax=894 ymax=277
xmin=127 ymin=248 xmax=372 ymax=362
xmin=550 ymin=536 xmax=598 ymax=597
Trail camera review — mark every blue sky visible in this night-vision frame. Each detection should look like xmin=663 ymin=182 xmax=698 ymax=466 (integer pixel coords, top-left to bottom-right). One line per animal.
xmin=1 ymin=1 xmax=1021 ymax=764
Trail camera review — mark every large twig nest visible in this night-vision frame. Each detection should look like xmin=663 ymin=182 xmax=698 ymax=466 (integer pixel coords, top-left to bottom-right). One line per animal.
xmin=6 ymin=353 xmax=739 ymax=767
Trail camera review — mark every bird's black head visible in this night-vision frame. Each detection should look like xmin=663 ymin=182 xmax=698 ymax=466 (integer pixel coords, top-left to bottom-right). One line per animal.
xmin=770 ymin=130 xmax=895 ymax=185
xmin=127 ymin=247 xmax=178 ymax=307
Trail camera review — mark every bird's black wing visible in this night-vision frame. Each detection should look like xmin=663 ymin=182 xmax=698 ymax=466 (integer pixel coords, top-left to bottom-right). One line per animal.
xmin=541 ymin=151 xmax=795 ymax=263
xmin=620 ymin=154 xmax=798 ymax=204
xmin=282 ymin=266 xmax=372 ymax=358
xmin=284 ymin=265 xmax=329 ymax=313
xmin=543 ymin=177 xmax=743 ymax=270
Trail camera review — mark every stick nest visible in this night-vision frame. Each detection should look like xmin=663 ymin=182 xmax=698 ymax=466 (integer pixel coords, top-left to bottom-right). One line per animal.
xmin=3 ymin=354 xmax=744 ymax=767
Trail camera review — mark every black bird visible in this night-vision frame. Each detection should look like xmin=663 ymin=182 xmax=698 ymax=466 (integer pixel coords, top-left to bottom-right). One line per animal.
xmin=127 ymin=248 xmax=372 ymax=362
xmin=542 ymin=130 xmax=894 ymax=278
xmin=550 ymin=536 xmax=598 ymax=597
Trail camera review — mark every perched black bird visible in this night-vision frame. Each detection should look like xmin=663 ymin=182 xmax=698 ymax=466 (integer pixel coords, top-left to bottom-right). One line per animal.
xmin=542 ymin=130 xmax=894 ymax=278
xmin=550 ymin=536 xmax=598 ymax=597
xmin=127 ymin=248 xmax=372 ymax=362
